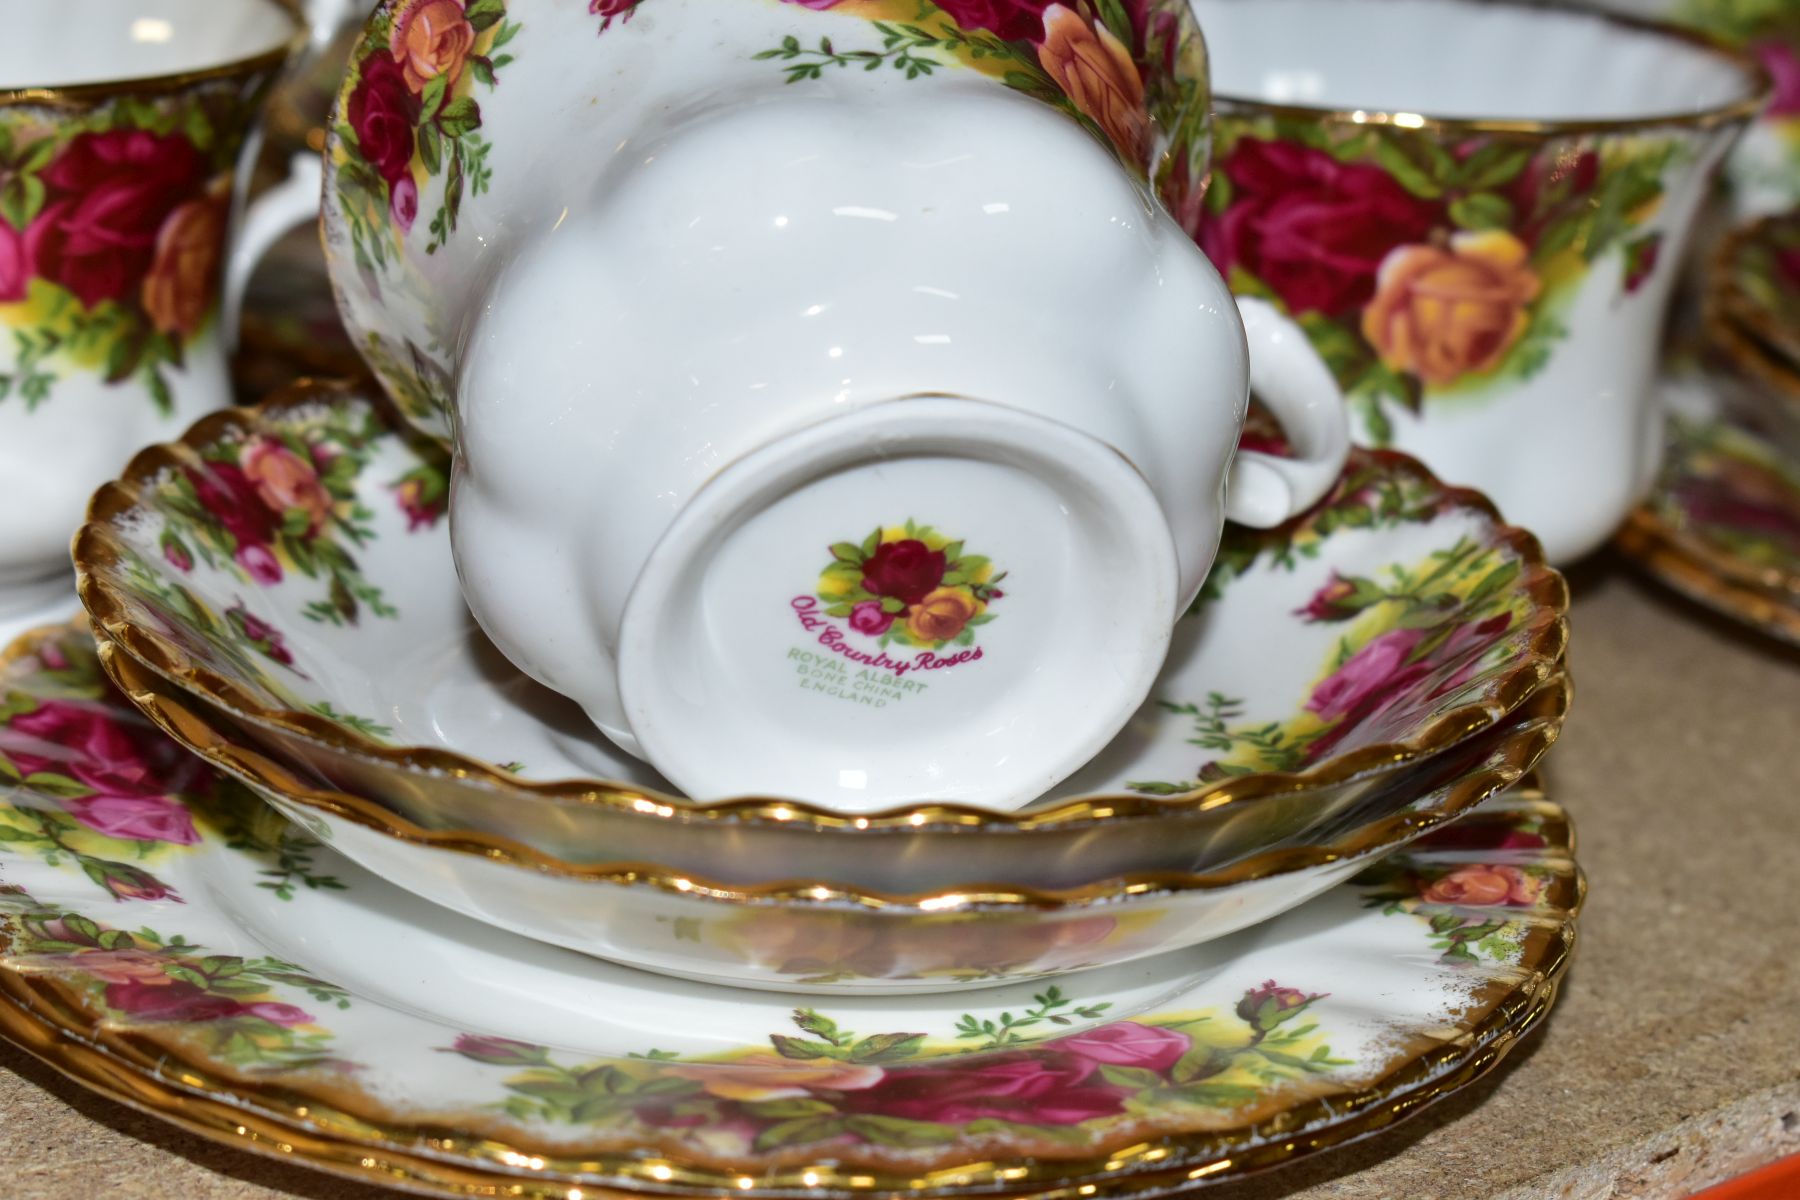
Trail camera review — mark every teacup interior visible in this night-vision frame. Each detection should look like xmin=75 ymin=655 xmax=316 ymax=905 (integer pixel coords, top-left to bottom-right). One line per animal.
xmin=0 ymin=0 xmax=295 ymax=91
xmin=1192 ymin=0 xmax=1759 ymax=122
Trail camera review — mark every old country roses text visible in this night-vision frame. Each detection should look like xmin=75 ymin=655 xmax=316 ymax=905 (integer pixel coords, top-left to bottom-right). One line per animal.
xmin=792 ymin=597 xmax=980 ymax=698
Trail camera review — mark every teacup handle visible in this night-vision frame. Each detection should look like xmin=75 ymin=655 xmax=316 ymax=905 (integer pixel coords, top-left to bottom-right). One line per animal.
xmin=1225 ymin=296 xmax=1352 ymax=528
xmin=222 ymin=151 xmax=324 ymax=351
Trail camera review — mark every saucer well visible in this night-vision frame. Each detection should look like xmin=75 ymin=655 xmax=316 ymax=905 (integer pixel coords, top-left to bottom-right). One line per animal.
xmin=73 ymin=380 xmax=1568 ymax=892
xmin=0 ymin=623 xmax=1582 ymax=1195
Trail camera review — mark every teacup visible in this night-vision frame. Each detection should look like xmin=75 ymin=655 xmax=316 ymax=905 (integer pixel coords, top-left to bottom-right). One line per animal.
xmin=0 ymin=0 xmax=309 ymax=613
xmin=1588 ymin=0 xmax=1800 ymax=219
xmin=323 ymin=0 xmax=1350 ymax=811
xmin=1191 ymin=0 xmax=1767 ymax=563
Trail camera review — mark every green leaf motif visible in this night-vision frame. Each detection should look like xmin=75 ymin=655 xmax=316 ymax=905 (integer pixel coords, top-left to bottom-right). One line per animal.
xmin=1448 ymin=192 xmax=1514 ymax=232
xmin=753 ymin=1115 xmax=843 ymax=1151
xmin=1452 ymin=141 xmax=1534 ymax=191
xmin=844 ymin=1114 xmax=959 ymax=1147
xmin=846 ymin=1032 xmax=926 ymax=1064
xmin=1176 ymin=1081 xmax=1262 ymax=1107
xmin=1372 ymin=133 xmax=1451 ymax=199
xmin=742 ymin=1097 xmax=835 ymax=1119
xmin=768 ymin=1034 xmax=830 ymax=1061
xmin=418 ymin=124 xmax=443 ymax=175
xmin=1099 ymin=1064 xmax=1163 ymax=1089
xmin=464 ymin=0 xmax=505 ymax=30
xmin=419 ymin=72 xmax=449 ymax=121
xmin=21 ymin=772 xmax=92 ymax=799
xmin=437 ymin=97 xmax=482 ymax=139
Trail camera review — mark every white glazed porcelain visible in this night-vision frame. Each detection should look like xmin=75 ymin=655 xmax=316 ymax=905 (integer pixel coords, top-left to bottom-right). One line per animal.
xmin=323 ymin=0 xmax=1349 ymax=811
xmin=0 ymin=631 xmax=1581 ymax=1193
xmin=113 ymin=636 xmax=1567 ymax=993
xmin=1587 ymin=0 xmax=1800 ymax=219
xmin=76 ymin=383 xmax=1567 ymax=896
xmin=1191 ymin=0 xmax=1767 ymax=564
xmin=0 ymin=0 xmax=305 ymax=614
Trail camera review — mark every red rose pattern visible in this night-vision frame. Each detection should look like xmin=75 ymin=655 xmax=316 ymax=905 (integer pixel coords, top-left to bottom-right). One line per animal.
xmin=105 ymin=978 xmax=246 ymax=1023
xmin=187 ymin=462 xmax=276 ymax=547
xmin=1201 ymin=138 xmax=1442 ymax=318
xmin=0 ymin=220 xmax=27 ymax=303
xmin=860 ymin=539 xmax=948 ymax=607
xmin=24 ymin=130 xmax=208 ymax=310
xmin=591 ymin=0 xmax=643 ymax=28
xmin=103 ymin=978 xmax=312 ymax=1027
xmin=848 ymin=599 xmax=896 ymax=636
xmin=1301 ymin=613 xmax=1513 ymax=763
xmin=182 ymin=441 xmax=343 ymax=584
xmin=1756 ymin=41 xmax=1800 ymax=118
xmin=931 ymin=0 xmax=1055 ymax=43
xmin=4 ymin=700 xmax=206 ymax=844
xmin=845 ymin=1052 xmax=1127 ymax=1125
xmin=1055 ymin=1021 xmax=1192 ymax=1073
xmin=348 ymin=53 xmax=420 ymax=185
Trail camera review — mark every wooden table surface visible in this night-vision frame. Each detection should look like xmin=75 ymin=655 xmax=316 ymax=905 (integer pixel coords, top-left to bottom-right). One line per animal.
xmin=2 ymin=555 xmax=1798 ymax=1199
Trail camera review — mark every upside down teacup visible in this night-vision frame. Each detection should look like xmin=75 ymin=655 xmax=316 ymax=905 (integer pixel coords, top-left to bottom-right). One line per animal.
xmin=1191 ymin=0 xmax=1768 ymax=564
xmin=0 ymin=0 xmax=311 ymax=613
xmin=322 ymin=0 xmax=1350 ymax=812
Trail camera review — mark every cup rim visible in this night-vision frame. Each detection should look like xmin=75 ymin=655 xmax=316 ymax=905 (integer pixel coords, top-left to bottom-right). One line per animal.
xmin=0 ymin=0 xmax=304 ymax=108
xmin=71 ymin=378 xmax=1572 ymax=833
xmin=1202 ymin=0 xmax=1771 ymax=136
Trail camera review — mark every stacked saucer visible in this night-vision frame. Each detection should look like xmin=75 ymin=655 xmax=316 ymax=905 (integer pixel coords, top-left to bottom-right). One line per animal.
xmin=72 ymin=378 xmax=1570 ymax=993
xmin=0 ymin=619 xmax=1579 ymax=1193
xmin=0 ymin=1 xmax=1591 ymax=1191
xmin=1614 ymin=218 xmax=1800 ymax=646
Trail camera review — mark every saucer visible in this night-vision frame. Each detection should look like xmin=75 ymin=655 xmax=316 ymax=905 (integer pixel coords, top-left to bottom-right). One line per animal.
xmin=1617 ymin=367 xmax=1800 ymax=645
xmin=104 ymin=632 xmax=1570 ymax=991
xmin=0 ymin=624 xmax=1582 ymax=1195
xmin=1709 ymin=214 xmax=1800 ymax=383
xmin=75 ymin=380 xmax=1568 ymax=891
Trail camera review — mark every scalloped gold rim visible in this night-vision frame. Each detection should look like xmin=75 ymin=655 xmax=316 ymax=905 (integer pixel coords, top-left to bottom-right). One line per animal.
xmin=1631 ymin=309 xmax=1800 ymax=602
xmin=1615 ymin=512 xmax=1800 ymax=647
xmin=72 ymin=378 xmax=1571 ymax=833
xmin=1207 ymin=0 xmax=1768 ymax=135
xmin=1704 ymin=282 xmax=1800 ymax=434
xmin=0 ymin=0 xmax=302 ymax=107
xmin=0 ymin=786 xmax=1581 ymax=1195
xmin=1706 ymin=216 xmax=1800 ymax=400
xmin=95 ymin=628 xmax=1570 ymax=908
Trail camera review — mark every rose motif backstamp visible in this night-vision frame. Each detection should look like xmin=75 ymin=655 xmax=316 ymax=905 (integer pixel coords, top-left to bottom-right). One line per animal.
xmin=813 ymin=521 xmax=1005 ymax=651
